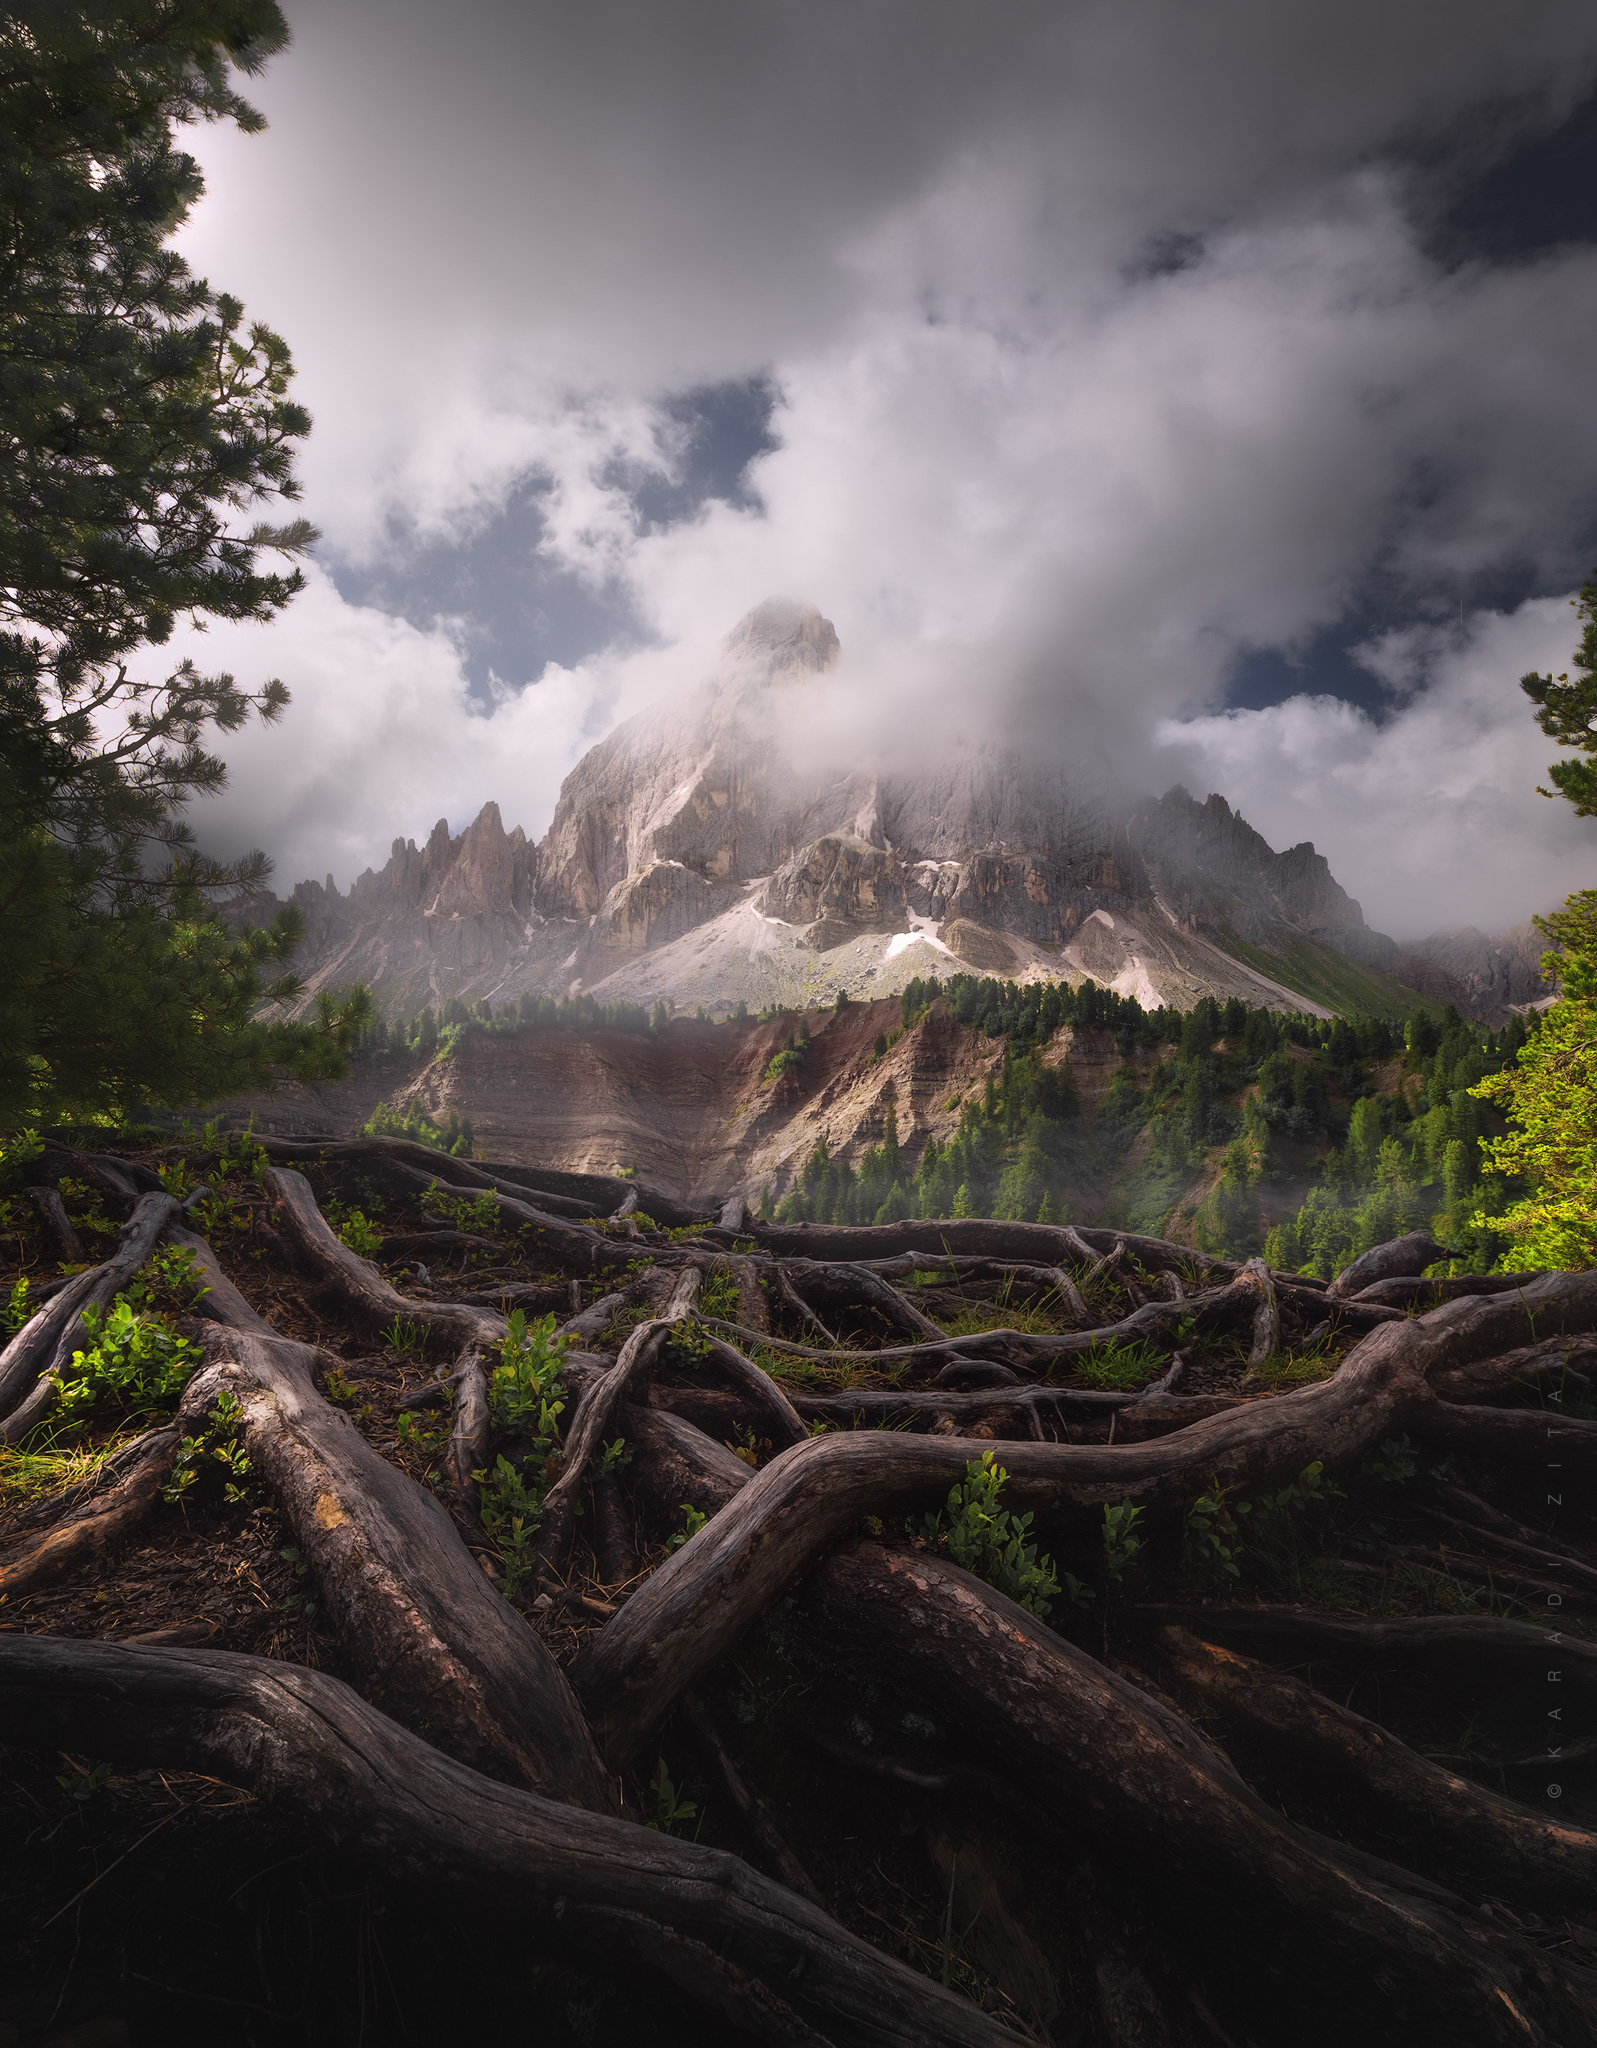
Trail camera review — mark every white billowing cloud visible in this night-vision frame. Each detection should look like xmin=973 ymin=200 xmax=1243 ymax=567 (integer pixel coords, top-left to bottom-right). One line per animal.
xmin=173 ymin=566 xmax=706 ymax=889
xmin=1156 ymin=598 xmax=1597 ymax=937
xmin=151 ymin=0 xmax=1597 ymax=935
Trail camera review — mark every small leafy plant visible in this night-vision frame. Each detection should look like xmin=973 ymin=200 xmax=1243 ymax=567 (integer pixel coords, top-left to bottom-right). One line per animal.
xmin=1184 ymin=1482 xmax=1247 ymax=1579
xmin=156 ymin=1158 xmax=199 ymax=1200
xmin=333 ymin=1207 xmax=384 ymax=1259
xmin=383 ymin=1317 xmax=429 ymax=1360
xmin=665 ymin=1504 xmax=707 ymax=1554
xmin=917 ymin=1450 xmax=1061 ymax=1617
xmin=0 ymin=1127 xmax=45 ymax=1189
xmin=1251 ymin=1458 xmax=1344 ymax=1522
xmin=53 ymin=1295 xmax=204 ymax=1425
xmin=1101 ymin=1500 xmax=1145 ymax=1583
xmin=4 ymin=1277 xmax=31 ymax=1339
xmin=643 ymin=1757 xmax=698 ymax=1833
xmin=163 ymin=1390 xmax=253 ymax=1507
xmin=470 ymin=1311 xmax=573 ymax=1597
xmin=696 ymin=1261 xmax=742 ymax=1322
xmin=476 ymin=1456 xmax=544 ymax=1599
xmin=57 ymin=1760 xmax=113 ymax=1804
xmin=422 ymin=1181 xmax=500 ymax=1235
xmin=140 ymin=1243 xmax=210 ymax=1312
xmin=489 ymin=1310 xmax=568 ymax=1435
xmin=1360 ymin=1436 xmax=1417 ymax=1487
xmin=322 ymin=1364 xmax=359 ymax=1406
xmin=279 ymin=1544 xmax=318 ymax=1620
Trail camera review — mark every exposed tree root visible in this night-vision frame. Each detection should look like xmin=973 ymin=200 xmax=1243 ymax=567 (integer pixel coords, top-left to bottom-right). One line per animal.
xmin=0 ymin=1634 xmax=1013 ymax=2048
xmin=1408 ymin=1391 xmax=1597 ymax=1474
xmin=0 ymin=1425 xmax=178 ymax=1601
xmin=1127 ymin=1604 xmax=1597 ymax=1686
xmin=183 ymin=1325 xmax=612 ymax=1807
xmin=1155 ymin=1623 xmax=1597 ymax=1918
xmin=265 ymin=1166 xmax=508 ymax=1345
xmin=577 ymin=1277 xmax=1597 ymax=1768
xmin=1326 ymin=1232 xmax=1452 ymax=1299
xmin=811 ymin=1544 xmax=1597 ymax=2046
xmin=12 ymin=1134 xmax=1597 ymax=2045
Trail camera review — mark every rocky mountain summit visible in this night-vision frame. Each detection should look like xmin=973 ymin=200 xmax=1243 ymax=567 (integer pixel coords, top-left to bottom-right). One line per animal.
xmin=249 ymin=600 xmax=1546 ymax=1023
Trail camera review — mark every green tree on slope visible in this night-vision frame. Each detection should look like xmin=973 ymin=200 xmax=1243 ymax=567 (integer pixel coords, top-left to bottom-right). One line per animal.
xmin=1469 ymin=579 xmax=1597 ymax=1266
xmin=1471 ymin=894 xmax=1597 ymax=1269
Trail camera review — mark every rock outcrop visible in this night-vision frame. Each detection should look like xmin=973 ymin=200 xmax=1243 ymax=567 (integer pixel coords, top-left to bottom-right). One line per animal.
xmin=1397 ymin=924 xmax=1554 ymax=1020
xmin=244 ymin=599 xmax=1515 ymax=1022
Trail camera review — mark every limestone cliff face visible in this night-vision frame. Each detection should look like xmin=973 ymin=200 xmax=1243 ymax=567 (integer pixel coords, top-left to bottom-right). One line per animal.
xmin=251 ymin=597 xmax=1489 ymax=1021
xmin=1400 ymin=924 xmax=1553 ymax=1017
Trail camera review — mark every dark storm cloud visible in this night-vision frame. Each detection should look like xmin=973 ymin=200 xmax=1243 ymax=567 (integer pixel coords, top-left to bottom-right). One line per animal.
xmin=169 ymin=0 xmax=1597 ymax=932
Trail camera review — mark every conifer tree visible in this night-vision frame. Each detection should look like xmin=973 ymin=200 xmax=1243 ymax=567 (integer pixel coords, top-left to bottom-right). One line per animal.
xmin=1522 ymin=572 xmax=1597 ymax=816
xmin=0 ymin=3 xmax=367 ymax=1121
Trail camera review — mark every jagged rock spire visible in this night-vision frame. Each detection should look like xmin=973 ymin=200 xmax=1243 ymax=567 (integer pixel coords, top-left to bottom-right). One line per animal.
xmin=722 ymin=598 xmax=840 ymax=677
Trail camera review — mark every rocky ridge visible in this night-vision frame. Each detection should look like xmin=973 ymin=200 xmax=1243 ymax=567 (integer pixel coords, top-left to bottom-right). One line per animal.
xmin=245 ymin=599 xmax=1547 ymax=1026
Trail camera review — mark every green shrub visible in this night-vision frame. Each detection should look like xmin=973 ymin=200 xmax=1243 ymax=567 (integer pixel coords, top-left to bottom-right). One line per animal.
xmin=421 ymin=1182 xmax=499 ymax=1234
xmin=665 ymin=1504 xmax=707 ymax=1554
xmin=333 ymin=1207 xmax=383 ymax=1258
xmin=4 ymin=1277 xmax=31 ymax=1338
xmin=1101 ymin=1499 xmax=1145 ymax=1582
xmin=488 ymin=1309 xmax=568 ymax=1435
xmin=52 ymin=1294 xmax=203 ymax=1425
xmin=163 ymin=1390 xmax=252 ymax=1508
xmin=917 ymin=1450 xmax=1060 ymax=1617
xmin=696 ymin=1262 xmax=742 ymax=1321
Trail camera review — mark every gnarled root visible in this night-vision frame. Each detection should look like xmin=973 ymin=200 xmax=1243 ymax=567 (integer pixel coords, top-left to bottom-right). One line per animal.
xmin=183 ymin=1324 xmax=611 ymax=1808
xmin=0 ymin=1426 xmax=179 ymax=1601
xmin=811 ymin=1544 xmax=1597 ymax=2047
xmin=0 ymin=1634 xmax=1016 ymax=2048
xmin=1155 ymin=1623 xmax=1597 ymax=1919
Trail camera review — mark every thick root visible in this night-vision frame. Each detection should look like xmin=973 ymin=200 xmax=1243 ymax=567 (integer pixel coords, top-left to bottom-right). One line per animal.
xmin=0 ymin=1426 xmax=178 ymax=1601
xmin=812 ymin=1543 xmax=1597 ymax=2047
xmin=1156 ymin=1623 xmax=1597 ymax=1918
xmin=184 ymin=1325 xmax=612 ymax=1808
xmin=0 ymin=1634 xmax=1018 ymax=2048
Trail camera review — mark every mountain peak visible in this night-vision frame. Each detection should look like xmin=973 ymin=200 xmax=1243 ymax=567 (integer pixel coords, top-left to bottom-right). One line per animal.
xmin=722 ymin=597 xmax=840 ymax=678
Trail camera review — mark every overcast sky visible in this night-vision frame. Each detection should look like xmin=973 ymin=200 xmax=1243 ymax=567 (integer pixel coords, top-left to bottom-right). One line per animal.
xmin=170 ymin=0 xmax=1597 ymax=938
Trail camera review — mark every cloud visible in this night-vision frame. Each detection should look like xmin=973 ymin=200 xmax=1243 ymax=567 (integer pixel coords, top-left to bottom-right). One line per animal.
xmin=1156 ymin=597 xmax=1597 ymax=936
xmin=157 ymin=0 xmax=1597 ymax=932
xmin=170 ymin=567 xmax=706 ymax=890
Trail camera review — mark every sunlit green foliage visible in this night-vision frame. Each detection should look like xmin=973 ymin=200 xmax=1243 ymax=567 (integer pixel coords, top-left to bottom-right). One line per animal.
xmin=916 ymin=1450 xmax=1061 ymax=1617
